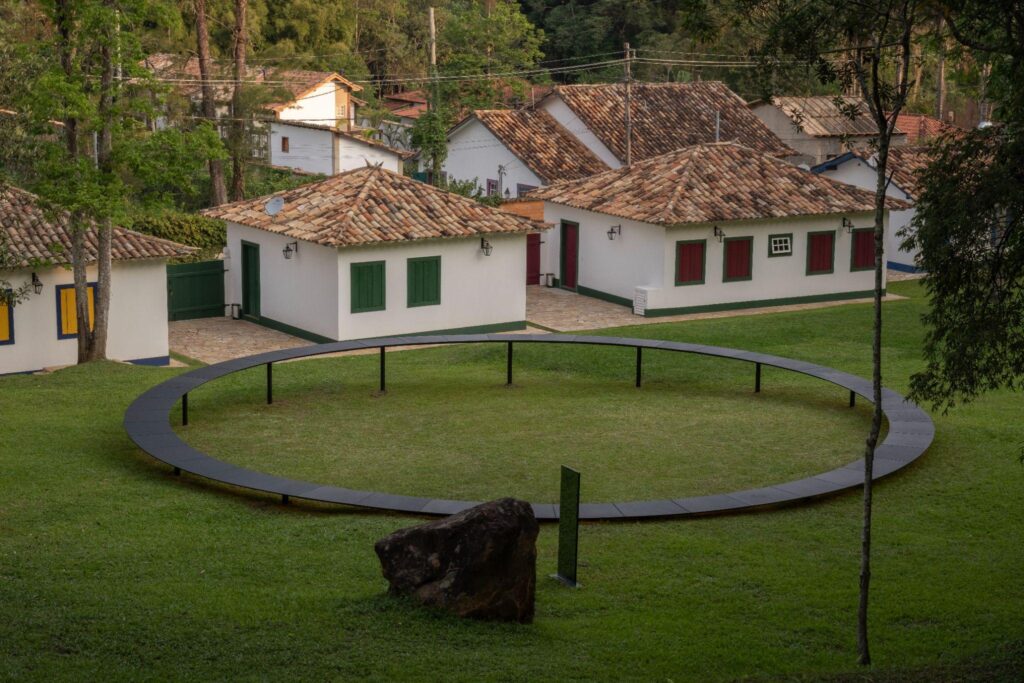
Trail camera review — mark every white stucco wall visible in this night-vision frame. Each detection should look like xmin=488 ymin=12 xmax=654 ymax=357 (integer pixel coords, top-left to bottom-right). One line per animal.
xmin=0 ymin=260 xmax=170 ymax=375
xmin=277 ymin=81 xmax=339 ymax=126
xmin=224 ymin=223 xmax=341 ymax=340
xmin=815 ymin=157 xmax=919 ymax=269
xmin=443 ymin=119 xmax=544 ymax=197
xmin=539 ymin=95 xmax=622 ymax=169
xmin=337 ymin=233 xmax=527 ymax=340
xmin=336 ymin=137 xmax=403 ymax=174
xmin=540 ymin=202 xmax=886 ymax=314
xmin=647 ymin=212 xmax=883 ymax=311
xmin=538 ymin=204 xmax=664 ymax=301
xmin=269 ymin=123 xmax=334 ymax=176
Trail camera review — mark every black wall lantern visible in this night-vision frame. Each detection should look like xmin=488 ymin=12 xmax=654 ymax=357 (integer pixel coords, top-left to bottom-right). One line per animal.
xmin=842 ymin=217 xmax=854 ymax=233
xmin=31 ymin=272 xmax=43 ymax=295
xmin=480 ymin=238 xmax=493 ymax=256
xmin=282 ymin=241 xmax=299 ymax=260
xmin=607 ymin=224 xmax=622 ymax=240
xmin=713 ymin=226 xmax=726 ymax=242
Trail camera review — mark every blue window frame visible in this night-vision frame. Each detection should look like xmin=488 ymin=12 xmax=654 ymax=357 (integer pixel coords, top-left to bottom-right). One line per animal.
xmin=55 ymin=283 xmax=97 ymax=340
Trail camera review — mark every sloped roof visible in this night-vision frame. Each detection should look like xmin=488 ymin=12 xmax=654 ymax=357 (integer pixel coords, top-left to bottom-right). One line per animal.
xmin=0 ymin=185 xmax=195 ymax=268
xmin=469 ymin=109 xmax=611 ymax=183
xmin=271 ymin=120 xmax=414 ymax=158
xmin=529 ymin=142 xmax=909 ymax=226
xmin=885 ymin=146 xmax=931 ymax=199
xmin=769 ymin=96 xmax=906 ymax=138
xmin=201 ymin=166 xmax=542 ymax=247
xmin=545 ymin=82 xmax=794 ymax=162
xmin=891 ymin=112 xmax=959 ymax=143
xmin=267 ymin=70 xmax=363 ymax=111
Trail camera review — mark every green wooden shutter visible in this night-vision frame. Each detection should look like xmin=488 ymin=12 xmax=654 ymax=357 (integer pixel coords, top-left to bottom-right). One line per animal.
xmin=351 ymin=261 xmax=386 ymax=313
xmin=407 ymin=256 xmax=441 ymax=307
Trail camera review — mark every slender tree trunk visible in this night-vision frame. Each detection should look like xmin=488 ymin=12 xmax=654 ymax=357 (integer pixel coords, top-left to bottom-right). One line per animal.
xmin=195 ymin=0 xmax=227 ymax=206
xmin=88 ymin=13 xmax=116 ymax=362
xmin=230 ymin=0 xmax=248 ymax=201
xmin=935 ymin=16 xmax=946 ymax=121
xmin=53 ymin=0 xmax=92 ymax=363
xmin=852 ymin=6 xmax=915 ymax=665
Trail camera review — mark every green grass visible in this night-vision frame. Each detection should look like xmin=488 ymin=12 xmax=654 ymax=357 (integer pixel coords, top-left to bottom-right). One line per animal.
xmin=2 ymin=280 xmax=1023 ymax=681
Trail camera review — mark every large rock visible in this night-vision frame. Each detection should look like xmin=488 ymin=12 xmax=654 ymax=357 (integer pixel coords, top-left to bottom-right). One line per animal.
xmin=374 ymin=498 xmax=539 ymax=623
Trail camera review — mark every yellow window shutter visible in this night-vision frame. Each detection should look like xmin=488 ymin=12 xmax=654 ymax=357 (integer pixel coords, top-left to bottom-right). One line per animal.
xmin=0 ymin=300 xmax=10 ymax=342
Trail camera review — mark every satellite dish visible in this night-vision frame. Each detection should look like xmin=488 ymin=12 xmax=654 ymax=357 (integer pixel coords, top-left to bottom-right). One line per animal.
xmin=265 ymin=196 xmax=284 ymax=216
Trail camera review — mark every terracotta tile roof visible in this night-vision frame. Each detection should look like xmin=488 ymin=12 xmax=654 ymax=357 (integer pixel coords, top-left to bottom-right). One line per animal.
xmin=384 ymin=90 xmax=428 ymax=106
xmin=470 ymin=109 xmax=611 ymax=183
xmin=0 ymin=185 xmax=196 ymax=268
xmin=771 ymin=96 xmax=906 ymax=138
xmin=529 ymin=142 xmax=910 ymax=226
xmin=547 ymin=82 xmax=794 ymax=162
xmin=886 ymin=146 xmax=931 ymax=199
xmin=392 ymin=104 xmax=427 ymax=120
xmin=201 ymin=166 xmax=542 ymax=247
xmin=890 ymin=112 xmax=959 ymax=143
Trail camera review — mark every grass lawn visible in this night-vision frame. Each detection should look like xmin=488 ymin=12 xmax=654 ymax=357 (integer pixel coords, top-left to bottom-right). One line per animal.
xmin=2 ymin=280 xmax=1023 ymax=681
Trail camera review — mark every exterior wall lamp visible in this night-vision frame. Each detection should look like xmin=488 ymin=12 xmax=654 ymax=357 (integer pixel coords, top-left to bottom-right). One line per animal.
xmin=480 ymin=238 xmax=493 ymax=256
xmin=713 ymin=226 xmax=726 ymax=242
xmin=31 ymin=272 xmax=43 ymax=295
xmin=842 ymin=217 xmax=854 ymax=233
xmin=607 ymin=225 xmax=622 ymax=240
xmin=282 ymin=241 xmax=299 ymax=260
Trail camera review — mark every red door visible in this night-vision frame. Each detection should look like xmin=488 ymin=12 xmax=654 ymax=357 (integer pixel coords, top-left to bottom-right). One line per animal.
xmin=561 ymin=222 xmax=578 ymax=290
xmin=526 ymin=234 xmax=541 ymax=284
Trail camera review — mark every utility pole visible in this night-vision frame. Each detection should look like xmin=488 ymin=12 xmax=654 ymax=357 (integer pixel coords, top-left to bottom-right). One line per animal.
xmin=624 ymin=42 xmax=632 ymax=166
xmin=429 ymin=7 xmax=437 ymax=71
xmin=935 ymin=15 xmax=946 ymax=121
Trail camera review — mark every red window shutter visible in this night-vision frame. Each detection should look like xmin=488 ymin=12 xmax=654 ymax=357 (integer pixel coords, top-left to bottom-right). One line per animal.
xmin=676 ymin=242 xmax=705 ymax=284
xmin=281 ymin=137 xmax=290 ymax=153
xmin=725 ymin=239 xmax=752 ymax=280
xmin=853 ymin=230 xmax=874 ymax=269
xmin=808 ymin=233 xmax=834 ymax=273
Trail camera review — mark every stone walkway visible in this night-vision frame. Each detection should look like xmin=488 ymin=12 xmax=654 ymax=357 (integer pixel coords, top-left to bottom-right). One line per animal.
xmin=170 ymin=318 xmax=541 ymax=365
xmin=171 ymin=272 xmax=913 ymax=363
xmin=525 ymin=282 xmax=907 ymax=332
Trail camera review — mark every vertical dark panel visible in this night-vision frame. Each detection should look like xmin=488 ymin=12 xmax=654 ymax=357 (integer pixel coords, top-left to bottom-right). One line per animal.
xmin=556 ymin=465 xmax=581 ymax=587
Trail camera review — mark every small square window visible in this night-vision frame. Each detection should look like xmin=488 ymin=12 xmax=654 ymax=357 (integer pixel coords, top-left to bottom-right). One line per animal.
xmin=768 ymin=234 xmax=793 ymax=257
xmin=486 ymin=179 xmax=499 ymax=196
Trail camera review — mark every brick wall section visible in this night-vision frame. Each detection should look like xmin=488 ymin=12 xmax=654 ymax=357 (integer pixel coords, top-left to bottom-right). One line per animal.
xmin=501 ymin=199 xmax=545 ymax=223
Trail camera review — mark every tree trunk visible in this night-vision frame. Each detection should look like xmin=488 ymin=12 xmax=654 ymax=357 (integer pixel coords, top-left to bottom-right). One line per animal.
xmin=71 ymin=222 xmax=90 ymax=363
xmin=88 ymin=14 xmax=116 ymax=363
xmin=852 ymin=9 xmax=914 ymax=664
xmin=935 ymin=16 xmax=946 ymax=121
xmin=230 ymin=0 xmax=248 ymax=201
xmin=196 ymin=0 xmax=227 ymax=206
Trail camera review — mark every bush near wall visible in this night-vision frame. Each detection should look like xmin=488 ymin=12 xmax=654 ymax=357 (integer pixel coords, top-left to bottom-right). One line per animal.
xmin=130 ymin=212 xmax=226 ymax=263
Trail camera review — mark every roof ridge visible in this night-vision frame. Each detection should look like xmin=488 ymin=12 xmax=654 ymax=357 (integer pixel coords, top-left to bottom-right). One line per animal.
xmin=335 ymin=167 xmax=382 ymax=240
xmin=658 ymin=146 xmax=702 ymax=222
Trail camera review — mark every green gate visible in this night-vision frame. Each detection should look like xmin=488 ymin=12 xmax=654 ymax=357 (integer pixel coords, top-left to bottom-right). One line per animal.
xmin=167 ymin=260 xmax=225 ymax=321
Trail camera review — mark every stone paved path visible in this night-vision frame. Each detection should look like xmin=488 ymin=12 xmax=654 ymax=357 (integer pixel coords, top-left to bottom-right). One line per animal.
xmin=172 ymin=272 xmax=914 ymax=363
xmin=525 ymin=282 xmax=907 ymax=332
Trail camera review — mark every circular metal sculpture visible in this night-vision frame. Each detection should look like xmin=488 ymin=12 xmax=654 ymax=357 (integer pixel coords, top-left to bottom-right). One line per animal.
xmin=124 ymin=334 xmax=933 ymax=520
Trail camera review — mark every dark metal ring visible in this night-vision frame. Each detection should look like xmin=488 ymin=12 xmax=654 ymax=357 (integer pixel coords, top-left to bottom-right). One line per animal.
xmin=124 ymin=334 xmax=933 ymax=520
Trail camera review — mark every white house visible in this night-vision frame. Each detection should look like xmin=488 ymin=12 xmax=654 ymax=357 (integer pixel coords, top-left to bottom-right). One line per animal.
xmin=268 ymin=120 xmax=408 ymax=176
xmin=528 ymin=142 xmax=909 ymax=317
xmin=812 ymin=146 xmax=930 ymax=272
xmin=535 ymin=82 xmax=796 ymax=167
xmin=443 ymin=109 xmax=610 ymax=198
xmin=0 ymin=185 xmax=194 ymax=375
xmin=202 ymin=166 xmax=543 ymax=342
xmin=750 ymin=96 xmax=908 ymax=166
xmin=267 ymin=70 xmax=365 ymax=129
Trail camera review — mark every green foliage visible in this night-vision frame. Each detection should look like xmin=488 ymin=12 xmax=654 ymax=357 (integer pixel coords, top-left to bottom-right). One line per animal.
xmin=241 ymin=164 xmax=326 ymax=199
xmin=129 ymin=211 xmax=226 ymax=261
xmin=115 ymin=124 xmax=228 ymax=212
xmin=908 ymin=129 xmax=1024 ymax=410
xmin=409 ymin=106 xmax=452 ymax=181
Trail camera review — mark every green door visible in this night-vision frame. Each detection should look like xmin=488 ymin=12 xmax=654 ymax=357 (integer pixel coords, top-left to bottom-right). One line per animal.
xmin=241 ymin=241 xmax=260 ymax=319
